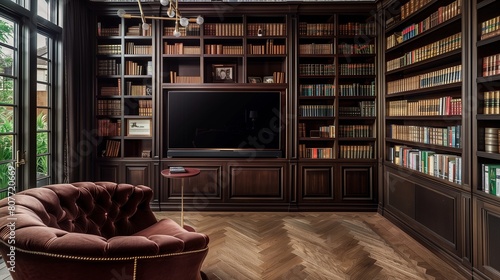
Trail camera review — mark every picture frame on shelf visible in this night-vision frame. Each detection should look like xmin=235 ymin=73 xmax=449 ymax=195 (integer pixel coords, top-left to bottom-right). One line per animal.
xmin=126 ymin=119 xmax=152 ymax=136
xmin=248 ymin=77 xmax=262 ymax=83
xmin=212 ymin=64 xmax=236 ymax=83
xmin=263 ymin=76 xmax=274 ymax=83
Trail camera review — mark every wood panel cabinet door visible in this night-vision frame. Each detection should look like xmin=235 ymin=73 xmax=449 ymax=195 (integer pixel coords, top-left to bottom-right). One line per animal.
xmin=474 ymin=197 xmax=500 ymax=279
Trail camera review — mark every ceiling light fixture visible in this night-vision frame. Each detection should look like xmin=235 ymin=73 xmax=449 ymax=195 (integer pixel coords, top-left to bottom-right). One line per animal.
xmin=117 ymin=0 xmax=204 ymax=37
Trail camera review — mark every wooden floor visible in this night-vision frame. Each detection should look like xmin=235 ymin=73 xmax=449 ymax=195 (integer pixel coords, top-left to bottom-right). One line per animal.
xmin=155 ymin=212 xmax=467 ymax=280
xmin=0 ymin=212 xmax=467 ymax=280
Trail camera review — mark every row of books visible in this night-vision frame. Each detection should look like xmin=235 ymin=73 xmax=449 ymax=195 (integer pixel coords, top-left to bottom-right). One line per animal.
xmin=338 ymin=82 xmax=376 ymax=97
xmin=126 ymin=83 xmax=152 ymax=96
xmin=97 ymin=44 xmax=121 ymax=55
xmin=204 ymin=23 xmax=244 ymax=37
xmin=299 ymin=105 xmax=334 ymax=117
xmin=103 ymin=140 xmax=120 ymax=157
xmin=481 ymin=127 xmax=500 ymax=154
xmin=97 ymin=23 xmax=121 ymax=36
xmin=299 ymin=145 xmax=333 ymax=159
xmin=96 ymin=99 xmax=121 ymax=116
xmin=338 ymin=43 xmax=375 ymax=55
xmin=299 ymin=43 xmax=333 ymax=55
xmin=298 ymin=123 xmax=335 ymax=138
xmin=481 ymin=164 xmax=500 ymax=196
xmin=400 ymin=0 xmax=432 ymax=21
xmin=299 ymin=63 xmax=335 ymax=76
xmin=338 ymin=101 xmax=376 ymax=117
xmin=97 ymin=59 xmax=121 ymax=76
xmin=481 ymin=15 xmax=500 ymax=40
xmin=387 ymin=65 xmax=462 ymax=95
xmin=247 ymin=23 xmax=286 ymax=36
xmin=138 ymin=100 xmax=153 ymax=116
xmin=247 ymin=41 xmax=286 ymax=55
xmin=126 ymin=24 xmax=151 ymax=37
xmin=339 ymin=63 xmax=375 ymax=76
xmin=387 ymin=124 xmax=462 ymax=148
xmin=100 ymin=79 xmax=121 ymax=96
xmin=387 ymin=0 xmax=461 ymax=49
xmin=482 ymin=53 xmax=500 ymax=77
xmin=125 ymin=43 xmax=152 ymax=55
xmin=205 ymin=44 xmax=242 ymax=55
xmin=338 ymin=22 xmax=376 ymax=36
xmin=299 ymin=84 xmax=335 ymax=97
xmin=339 ymin=145 xmax=373 ymax=159
xmin=169 ymin=71 xmax=202 ymax=83
xmin=272 ymin=71 xmax=286 ymax=84
xmin=388 ymin=145 xmax=462 ymax=184
xmin=387 ymin=96 xmax=462 ymax=116
xmin=338 ymin=125 xmax=372 ymax=138
xmin=97 ymin=119 xmax=121 ymax=137
xmin=125 ymin=61 xmax=152 ymax=76
xmin=163 ymin=25 xmax=200 ymax=37
xmin=164 ymin=43 xmax=201 ymax=55
xmin=483 ymin=91 xmax=500 ymax=114
xmin=386 ymin=33 xmax=461 ymax=72
xmin=298 ymin=22 xmax=334 ymax=36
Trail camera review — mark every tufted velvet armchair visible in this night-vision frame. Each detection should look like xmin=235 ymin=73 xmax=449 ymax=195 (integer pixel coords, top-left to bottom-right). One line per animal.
xmin=0 ymin=182 xmax=209 ymax=280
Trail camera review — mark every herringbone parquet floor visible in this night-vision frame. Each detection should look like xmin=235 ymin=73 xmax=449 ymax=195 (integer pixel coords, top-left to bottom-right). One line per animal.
xmin=155 ymin=212 xmax=467 ymax=280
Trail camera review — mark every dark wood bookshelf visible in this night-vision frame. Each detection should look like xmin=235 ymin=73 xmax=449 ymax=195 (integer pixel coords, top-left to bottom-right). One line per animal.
xmin=385 ymin=0 xmax=442 ymax=34
xmin=385 ymin=138 xmax=462 ymax=153
xmin=386 ymin=15 xmax=461 ymax=53
xmin=384 ymin=82 xmax=462 ymax=98
xmin=385 ymin=49 xmax=462 ymax=76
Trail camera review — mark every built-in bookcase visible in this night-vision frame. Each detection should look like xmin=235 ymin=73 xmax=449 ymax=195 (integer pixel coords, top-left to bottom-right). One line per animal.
xmin=297 ymin=14 xmax=377 ymax=160
xmin=472 ymin=0 xmax=500 ymax=278
xmin=95 ymin=15 xmax=154 ymax=159
xmin=160 ymin=14 xmax=287 ymax=84
xmin=381 ymin=0 xmax=471 ymax=272
xmin=384 ymin=0 xmax=464 ymax=183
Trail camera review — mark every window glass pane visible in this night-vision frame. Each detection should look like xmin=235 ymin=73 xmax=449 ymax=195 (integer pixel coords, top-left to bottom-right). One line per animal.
xmin=0 ymin=106 xmax=14 ymax=133
xmin=37 ymin=33 xmax=48 ymax=59
xmin=0 ymin=46 xmax=14 ymax=76
xmin=36 ymin=155 xmax=48 ymax=176
xmin=0 ymin=77 xmax=14 ymax=104
xmin=36 ymin=131 xmax=48 ymax=156
xmin=38 ymin=0 xmax=49 ymax=21
xmin=0 ymin=17 xmax=15 ymax=47
xmin=37 ymin=63 xmax=48 ymax=82
xmin=37 ymin=83 xmax=48 ymax=106
xmin=0 ymin=163 xmax=13 ymax=199
xmin=36 ymin=108 xmax=48 ymax=130
xmin=0 ymin=135 xmax=13 ymax=162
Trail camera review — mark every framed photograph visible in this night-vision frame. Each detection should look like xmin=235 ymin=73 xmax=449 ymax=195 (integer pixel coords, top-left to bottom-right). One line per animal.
xmin=248 ymin=76 xmax=262 ymax=83
xmin=212 ymin=64 xmax=236 ymax=83
xmin=263 ymin=76 xmax=274 ymax=83
xmin=127 ymin=119 xmax=152 ymax=136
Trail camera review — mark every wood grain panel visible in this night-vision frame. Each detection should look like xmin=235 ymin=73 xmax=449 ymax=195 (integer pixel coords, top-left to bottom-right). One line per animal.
xmin=168 ymin=166 xmax=222 ymax=198
xmin=386 ymin=172 xmax=415 ymax=218
xmin=342 ymin=166 xmax=373 ymax=200
xmin=229 ymin=166 xmax=283 ymax=198
xmin=474 ymin=197 xmax=500 ymax=279
xmin=97 ymin=164 xmax=120 ymax=183
xmin=125 ymin=164 xmax=149 ymax=186
xmin=301 ymin=166 xmax=333 ymax=199
xmin=415 ymin=185 xmax=456 ymax=244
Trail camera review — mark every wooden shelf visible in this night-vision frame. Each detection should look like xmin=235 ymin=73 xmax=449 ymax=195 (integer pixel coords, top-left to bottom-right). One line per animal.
xmin=385 ymin=15 xmax=461 ymax=54
xmin=385 ymin=138 xmax=462 ymax=154
xmin=385 ymin=49 xmax=461 ymax=76
xmin=385 ymin=82 xmax=462 ymax=98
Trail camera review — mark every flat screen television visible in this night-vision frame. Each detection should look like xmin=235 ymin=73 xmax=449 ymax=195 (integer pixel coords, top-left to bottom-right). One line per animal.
xmin=165 ymin=91 xmax=283 ymax=158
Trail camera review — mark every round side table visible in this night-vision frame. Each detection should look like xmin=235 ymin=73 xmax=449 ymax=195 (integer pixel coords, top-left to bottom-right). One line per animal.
xmin=161 ymin=167 xmax=200 ymax=228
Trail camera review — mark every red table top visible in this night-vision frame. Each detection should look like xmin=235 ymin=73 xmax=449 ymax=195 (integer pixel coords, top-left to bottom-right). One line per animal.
xmin=161 ymin=167 xmax=200 ymax=178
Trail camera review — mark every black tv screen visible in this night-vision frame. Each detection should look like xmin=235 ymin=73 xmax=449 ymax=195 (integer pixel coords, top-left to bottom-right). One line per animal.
xmin=166 ymin=91 xmax=283 ymax=158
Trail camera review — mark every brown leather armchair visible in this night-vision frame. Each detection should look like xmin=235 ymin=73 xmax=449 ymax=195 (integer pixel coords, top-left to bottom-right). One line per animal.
xmin=0 ymin=182 xmax=209 ymax=280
